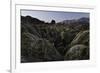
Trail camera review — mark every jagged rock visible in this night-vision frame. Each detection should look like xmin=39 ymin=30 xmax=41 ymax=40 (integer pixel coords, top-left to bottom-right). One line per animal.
xmin=64 ymin=44 xmax=89 ymax=60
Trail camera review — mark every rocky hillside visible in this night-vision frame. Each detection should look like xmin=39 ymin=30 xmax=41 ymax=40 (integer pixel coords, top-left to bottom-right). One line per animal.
xmin=21 ymin=16 xmax=89 ymax=63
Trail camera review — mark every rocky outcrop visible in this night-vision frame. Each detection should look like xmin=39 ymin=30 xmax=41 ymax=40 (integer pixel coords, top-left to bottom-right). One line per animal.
xmin=70 ymin=30 xmax=89 ymax=46
xmin=21 ymin=32 xmax=63 ymax=62
xmin=64 ymin=44 xmax=89 ymax=60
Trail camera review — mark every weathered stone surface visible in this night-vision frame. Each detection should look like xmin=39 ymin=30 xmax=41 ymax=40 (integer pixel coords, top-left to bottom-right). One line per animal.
xmin=21 ymin=32 xmax=63 ymax=62
xmin=64 ymin=44 xmax=89 ymax=60
xmin=70 ymin=30 xmax=89 ymax=46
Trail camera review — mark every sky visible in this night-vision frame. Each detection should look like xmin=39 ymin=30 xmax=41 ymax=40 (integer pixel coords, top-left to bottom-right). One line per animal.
xmin=21 ymin=10 xmax=89 ymax=23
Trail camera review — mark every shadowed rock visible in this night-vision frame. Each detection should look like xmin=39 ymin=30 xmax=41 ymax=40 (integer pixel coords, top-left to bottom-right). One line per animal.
xmin=21 ymin=32 xmax=63 ymax=63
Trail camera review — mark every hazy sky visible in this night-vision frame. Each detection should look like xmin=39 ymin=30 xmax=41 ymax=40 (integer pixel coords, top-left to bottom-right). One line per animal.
xmin=21 ymin=10 xmax=89 ymax=23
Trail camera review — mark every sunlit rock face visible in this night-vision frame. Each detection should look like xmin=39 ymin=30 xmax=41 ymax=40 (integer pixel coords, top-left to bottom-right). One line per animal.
xmin=70 ymin=30 xmax=89 ymax=46
xmin=64 ymin=30 xmax=89 ymax=60
xmin=64 ymin=44 xmax=89 ymax=60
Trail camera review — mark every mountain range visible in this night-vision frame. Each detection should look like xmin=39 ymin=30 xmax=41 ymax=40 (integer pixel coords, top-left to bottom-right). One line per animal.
xmin=21 ymin=16 xmax=89 ymax=25
xmin=58 ymin=17 xmax=89 ymax=25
